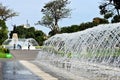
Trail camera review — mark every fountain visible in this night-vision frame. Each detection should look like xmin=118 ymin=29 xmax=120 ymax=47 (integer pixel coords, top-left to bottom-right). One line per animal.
xmin=2 ymin=33 xmax=39 ymax=50
xmin=36 ymin=23 xmax=120 ymax=80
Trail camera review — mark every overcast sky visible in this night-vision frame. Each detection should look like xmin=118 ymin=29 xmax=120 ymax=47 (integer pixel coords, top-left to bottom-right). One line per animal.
xmin=0 ymin=0 xmax=102 ymax=35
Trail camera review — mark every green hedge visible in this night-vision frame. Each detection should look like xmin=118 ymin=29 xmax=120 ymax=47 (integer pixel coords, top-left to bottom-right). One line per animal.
xmin=0 ymin=46 xmax=12 ymax=58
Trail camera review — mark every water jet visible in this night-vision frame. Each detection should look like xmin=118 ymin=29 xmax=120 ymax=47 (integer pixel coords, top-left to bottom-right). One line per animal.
xmin=36 ymin=23 xmax=120 ymax=80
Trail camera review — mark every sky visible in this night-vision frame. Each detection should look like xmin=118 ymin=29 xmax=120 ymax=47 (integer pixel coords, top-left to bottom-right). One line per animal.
xmin=0 ymin=0 xmax=102 ymax=35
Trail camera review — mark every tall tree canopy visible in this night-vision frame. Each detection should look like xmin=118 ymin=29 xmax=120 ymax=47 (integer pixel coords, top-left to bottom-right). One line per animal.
xmin=0 ymin=20 xmax=8 ymax=44
xmin=99 ymin=0 xmax=120 ymax=23
xmin=0 ymin=3 xmax=18 ymax=21
xmin=36 ymin=0 xmax=71 ymax=36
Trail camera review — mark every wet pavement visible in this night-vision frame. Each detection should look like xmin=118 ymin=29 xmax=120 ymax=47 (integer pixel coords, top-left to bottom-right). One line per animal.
xmin=0 ymin=62 xmax=3 ymax=80
xmin=0 ymin=50 xmax=41 ymax=80
xmin=0 ymin=50 xmax=88 ymax=80
xmin=2 ymin=61 xmax=41 ymax=80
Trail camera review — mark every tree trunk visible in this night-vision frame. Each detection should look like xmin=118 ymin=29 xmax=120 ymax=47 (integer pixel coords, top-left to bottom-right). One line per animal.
xmin=54 ymin=18 xmax=60 ymax=33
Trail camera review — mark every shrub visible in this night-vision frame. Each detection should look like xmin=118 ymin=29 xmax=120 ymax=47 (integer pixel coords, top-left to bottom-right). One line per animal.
xmin=4 ymin=48 xmax=10 ymax=53
xmin=0 ymin=46 xmax=10 ymax=53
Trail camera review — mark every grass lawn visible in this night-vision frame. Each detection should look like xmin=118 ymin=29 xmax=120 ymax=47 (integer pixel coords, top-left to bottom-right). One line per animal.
xmin=0 ymin=45 xmax=12 ymax=58
xmin=0 ymin=52 xmax=12 ymax=58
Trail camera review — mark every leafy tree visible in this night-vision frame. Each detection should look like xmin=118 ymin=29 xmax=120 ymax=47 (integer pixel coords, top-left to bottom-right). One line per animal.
xmin=34 ymin=30 xmax=46 ymax=45
xmin=111 ymin=15 xmax=120 ymax=22
xmin=0 ymin=19 xmax=8 ymax=44
xmin=61 ymin=25 xmax=79 ymax=33
xmin=26 ymin=32 xmax=35 ymax=38
xmin=14 ymin=26 xmax=27 ymax=38
xmin=93 ymin=17 xmax=109 ymax=24
xmin=61 ymin=17 xmax=108 ymax=33
xmin=99 ymin=0 xmax=120 ymax=22
xmin=0 ymin=3 xmax=18 ymax=21
xmin=9 ymin=25 xmax=46 ymax=45
xmin=78 ymin=22 xmax=98 ymax=31
xmin=36 ymin=0 xmax=71 ymax=36
xmin=61 ymin=26 xmax=70 ymax=33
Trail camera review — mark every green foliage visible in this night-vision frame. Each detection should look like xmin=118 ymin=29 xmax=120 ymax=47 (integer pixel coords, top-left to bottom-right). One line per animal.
xmin=67 ymin=53 xmax=72 ymax=58
xmin=34 ymin=30 xmax=46 ymax=45
xmin=48 ymin=30 xmax=61 ymax=36
xmin=93 ymin=17 xmax=109 ymax=24
xmin=36 ymin=0 xmax=71 ymax=36
xmin=26 ymin=32 xmax=35 ymax=38
xmin=0 ymin=46 xmax=12 ymax=58
xmin=3 ymin=48 xmax=10 ymax=53
xmin=0 ymin=19 xmax=8 ymax=45
xmin=6 ymin=54 xmax=12 ymax=58
xmin=42 ymin=46 xmax=72 ymax=58
xmin=99 ymin=0 xmax=120 ymax=22
xmin=42 ymin=46 xmax=64 ymax=56
xmin=0 ymin=52 xmax=6 ymax=58
xmin=0 ymin=46 xmax=10 ymax=53
xmin=35 ymin=36 xmax=45 ymax=45
xmin=0 ymin=3 xmax=18 ymax=21
xmin=62 ymin=25 xmax=79 ymax=33
xmin=60 ymin=17 xmax=109 ymax=33
xmin=9 ymin=25 xmax=46 ymax=46
xmin=111 ymin=15 xmax=120 ymax=23
xmin=79 ymin=22 xmax=98 ymax=30
xmin=61 ymin=22 xmax=98 ymax=33
xmin=35 ymin=46 xmax=43 ymax=49
xmin=104 ymin=13 xmax=113 ymax=19
xmin=0 ymin=53 xmax=12 ymax=58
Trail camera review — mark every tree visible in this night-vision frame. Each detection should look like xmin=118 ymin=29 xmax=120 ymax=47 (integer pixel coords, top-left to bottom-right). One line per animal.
xmin=0 ymin=3 xmax=18 ymax=21
xmin=0 ymin=3 xmax=17 ymax=44
xmin=111 ymin=15 xmax=120 ymax=22
xmin=93 ymin=17 xmax=109 ymax=24
xmin=34 ymin=30 xmax=46 ymax=45
xmin=9 ymin=25 xmax=47 ymax=46
xmin=61 ymin=25 xmax=79 ymax=33
xmin=0 ymin=20 xmax=8 ymax=44
xmin=99 ymin=0 xmax=120 ymax=22
xmin=61 ymin=17 xmax=108 ymax=33
xmin=36 ymin=0 xmax=71 ymax=36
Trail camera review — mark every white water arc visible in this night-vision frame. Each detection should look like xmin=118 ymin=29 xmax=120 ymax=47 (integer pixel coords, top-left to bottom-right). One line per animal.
xmin=3 ymin=38 xmax=38 ymax=49
xmin=37 ymin=23 xmax=120 ymax=80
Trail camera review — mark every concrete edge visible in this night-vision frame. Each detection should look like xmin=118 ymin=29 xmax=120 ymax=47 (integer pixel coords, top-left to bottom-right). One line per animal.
xmin=19 ymin=60 xmax=58 ymax=80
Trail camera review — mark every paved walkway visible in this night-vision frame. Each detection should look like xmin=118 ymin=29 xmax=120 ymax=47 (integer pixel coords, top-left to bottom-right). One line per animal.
xmin=0 ymin=50 xmax=41 ymax=80
xmin=1 ymin=50 xmax=59 ymax=80
xmin=0 ymin=50 xmax=89 ymax=80
xmin=20 ymin=60 xmax=58 ymax=80
xmin=2 ymin=61 xmax=41 ymax=80
xmin=0 ymin=62 xmax=3 ymax=80
xmin=10 ymin=50 xmax=40 ymax=60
